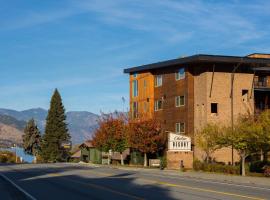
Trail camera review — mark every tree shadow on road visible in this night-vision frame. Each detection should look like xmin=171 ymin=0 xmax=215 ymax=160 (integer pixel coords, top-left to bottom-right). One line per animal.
xmin=1 ymin=164 xmax=180 ymax=200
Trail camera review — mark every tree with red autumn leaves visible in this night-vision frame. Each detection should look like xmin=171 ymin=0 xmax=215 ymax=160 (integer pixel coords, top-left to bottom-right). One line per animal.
xmin=128 ymin=117 xmax=166 ymax=167
xmin=92 ymin=112 xmax=128 ymax=165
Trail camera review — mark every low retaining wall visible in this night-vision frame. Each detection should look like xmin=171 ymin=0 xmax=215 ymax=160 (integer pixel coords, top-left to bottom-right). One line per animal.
xmin=167 ymin=151 xmax=193 ymax=169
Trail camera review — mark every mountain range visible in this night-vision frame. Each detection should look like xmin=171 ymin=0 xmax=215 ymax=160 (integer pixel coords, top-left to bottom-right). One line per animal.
xmin=0 ymin=108 xmax=99 ymax=146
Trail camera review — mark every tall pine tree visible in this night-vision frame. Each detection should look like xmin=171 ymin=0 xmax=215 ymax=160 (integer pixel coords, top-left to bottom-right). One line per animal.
xmin=23 ymin=119 xmax=41 ymax=156
xmin=41 ymin=89 xmax=71 ymax=162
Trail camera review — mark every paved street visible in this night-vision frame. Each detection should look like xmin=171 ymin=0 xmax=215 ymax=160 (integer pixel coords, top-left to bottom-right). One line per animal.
xmin=0 ymin=163 xmax=270 ymax=200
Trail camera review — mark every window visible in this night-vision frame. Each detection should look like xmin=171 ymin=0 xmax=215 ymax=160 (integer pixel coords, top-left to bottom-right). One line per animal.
xmin=175 ymin=68 xmax=185 ymax=80
xmin=211 ymin=103 xmax=218 ymax=114
xmin=132 ymin=102 xmax=138 ymax=118
xmin=132 ymin=80 xmax=138 ymax=97
xmin=155 ymin=75 xmax=162 ymax=87
xmin=176 ymin=122 xmax=185 ymax=134
xmin=242 ymin=89 xmax=248 ymax=102
xmin=175 ymin=96 xmax=185 ymax=107
xmin=133 ymin=73 xmax=137 ymax=78
xmin=154 ymin=99 xmax=163 ymax=111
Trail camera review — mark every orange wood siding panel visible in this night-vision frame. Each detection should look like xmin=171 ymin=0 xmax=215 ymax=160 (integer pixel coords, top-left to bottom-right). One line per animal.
xmin=129 ymin=72 xmax=154 ymax=118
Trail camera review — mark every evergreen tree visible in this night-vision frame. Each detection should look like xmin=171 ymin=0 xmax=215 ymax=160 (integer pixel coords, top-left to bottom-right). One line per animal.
xmin=22 ymin=119 xmax=41 ymax=156
xmin=41 ymin=89 xmax=71 ymax=162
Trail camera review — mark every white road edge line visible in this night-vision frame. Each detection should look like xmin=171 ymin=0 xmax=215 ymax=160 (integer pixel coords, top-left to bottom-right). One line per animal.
xmin=0 ymin=173 xmax=37 ymax=200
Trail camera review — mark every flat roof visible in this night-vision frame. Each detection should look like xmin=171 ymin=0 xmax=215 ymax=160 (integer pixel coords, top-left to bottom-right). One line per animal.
xmin=124 ymin=54 xmax=270 ymax=74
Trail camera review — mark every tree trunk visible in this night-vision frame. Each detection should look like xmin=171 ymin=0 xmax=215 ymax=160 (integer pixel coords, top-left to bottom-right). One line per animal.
xmin=120 ymin=153 xmax=124 ymax=165
xmin=206 ymin=151 xmax=210 ymax=164
xmin=108 ymin=155 xmax=110 ymax=165
xmin=241 ymin=152 xmax=246 ymax=176
xmin=144 ymin=153 xmax=147 ymax=167
xmin=260 ymin=149 xmax=264 ymax=161
xmin=232 ymin=145 xmax=235 ymax=166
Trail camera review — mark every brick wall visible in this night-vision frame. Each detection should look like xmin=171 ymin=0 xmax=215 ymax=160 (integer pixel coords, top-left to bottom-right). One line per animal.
xmin=193 ymin=71 xmax=254 ymax=164
xmin=167 ymin=151 xmax=193 ymax=169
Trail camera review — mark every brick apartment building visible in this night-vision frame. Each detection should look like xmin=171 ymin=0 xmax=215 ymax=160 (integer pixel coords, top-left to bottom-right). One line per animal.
xmin=124 ymin=53 xmax=270 ymax=169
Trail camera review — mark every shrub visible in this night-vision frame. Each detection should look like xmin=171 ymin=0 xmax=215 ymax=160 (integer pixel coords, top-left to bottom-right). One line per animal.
xmin=193 ymin=159 xmax=204 ymax=171
xmin=0 ymin=155 xmax=8 ymax=163
xmin=250 ymin=161 xmax=270 ymax=173
xmin=263 ymin=166 xmax=270 ymax=177
xmin=193 ymin=159 xmax=240 ymax=175
xmin=160 ymin=156 xmax=167 ymax=170
xmin=0 ymin=151 xmax=16 ymax=163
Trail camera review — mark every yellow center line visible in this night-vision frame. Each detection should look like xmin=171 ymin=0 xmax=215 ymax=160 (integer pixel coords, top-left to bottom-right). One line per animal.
xmin=155 ymin=181 xmax=265 ymax=200
xmin=83 ymin=169 xmax=265 ymax=200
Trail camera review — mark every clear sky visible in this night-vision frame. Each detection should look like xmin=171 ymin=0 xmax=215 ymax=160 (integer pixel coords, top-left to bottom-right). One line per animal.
xmin=0 ymin=0 xmax=269 ymax=114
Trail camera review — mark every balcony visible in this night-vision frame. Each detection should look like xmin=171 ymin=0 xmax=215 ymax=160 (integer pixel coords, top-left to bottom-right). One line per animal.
xmin=254 ymin=80 xmax=270 ymax=88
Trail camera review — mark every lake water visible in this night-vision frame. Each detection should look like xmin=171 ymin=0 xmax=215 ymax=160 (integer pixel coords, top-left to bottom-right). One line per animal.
xmin=0 ymin=147 xmax=34 ymax=163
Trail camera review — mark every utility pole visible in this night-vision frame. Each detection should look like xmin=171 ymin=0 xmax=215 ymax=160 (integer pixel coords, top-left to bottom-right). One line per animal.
xmin=230 ymin=62 xmax=241 ymax=165
xmin=13 ymin=144 xmax=17 ymax=163
xmin=121 ymin=97 xmax=126 ymax=112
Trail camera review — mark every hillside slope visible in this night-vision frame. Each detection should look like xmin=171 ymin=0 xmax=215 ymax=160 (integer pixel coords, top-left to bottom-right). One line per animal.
xmin=0 ymin=123 xmax=23 ymax=147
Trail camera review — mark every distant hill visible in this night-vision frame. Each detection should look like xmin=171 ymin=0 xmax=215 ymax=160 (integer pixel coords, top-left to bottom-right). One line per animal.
xmin=0 ymin=114 xmax=26 ymax=130
xmin=0 ymin=108 xmax=99 ymax=145
xmin=0 ymin=108 xmax=47 ymax=132
xmin=66 ymin=111 xmax=99 ymax=144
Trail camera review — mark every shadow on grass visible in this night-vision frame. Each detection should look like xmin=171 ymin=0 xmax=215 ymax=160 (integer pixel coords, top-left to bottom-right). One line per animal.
xmin=1 ymin=163 xmax=179 ymax=200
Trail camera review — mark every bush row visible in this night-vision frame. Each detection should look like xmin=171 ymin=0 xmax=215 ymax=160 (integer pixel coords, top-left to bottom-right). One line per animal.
xmin=249 ymin=161 xmax=270 ymax=173
xmin=0 ymin=151 xmax=16 ymax=163
xmin=194 ymin=159 xmax=270 ymax=177
xmin=193 ymin=160 xmax=240 ymax=175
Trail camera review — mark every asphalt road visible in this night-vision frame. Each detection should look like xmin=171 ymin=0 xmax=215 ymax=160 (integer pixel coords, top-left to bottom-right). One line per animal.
xmin=0 ymin=163 xmax=269 ymax=200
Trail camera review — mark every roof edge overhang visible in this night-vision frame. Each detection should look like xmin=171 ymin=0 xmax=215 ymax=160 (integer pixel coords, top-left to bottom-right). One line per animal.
xmin=123 ymin=54 xmax=270 ymax=74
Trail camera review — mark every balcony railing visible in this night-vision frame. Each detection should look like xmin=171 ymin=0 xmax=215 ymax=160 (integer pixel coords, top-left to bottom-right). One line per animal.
xmin=254 ymin=80 xmax=270 ymax=88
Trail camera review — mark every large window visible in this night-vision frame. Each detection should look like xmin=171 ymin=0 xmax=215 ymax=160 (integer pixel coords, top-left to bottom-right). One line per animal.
xmin=175 ymin=96 xmax=185 ymax=107
xmin=155 ymin=75 xmax=162 ymax=87
xmin=132 ymin=102 xmax=138 ymax=118
xmin=176 ymin=122 xmax=185 ymax=134
xmin=154 ymin=99 xmax=163 ymax=111
xmin=132 ymin=80 xmax=138 ymax=97
xmin=175 ymin=68 xmax=185 ymax=80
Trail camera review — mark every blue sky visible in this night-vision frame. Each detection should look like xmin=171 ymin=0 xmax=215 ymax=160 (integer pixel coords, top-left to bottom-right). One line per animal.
xmin=0 ymin=0 xmax=270 ymax=114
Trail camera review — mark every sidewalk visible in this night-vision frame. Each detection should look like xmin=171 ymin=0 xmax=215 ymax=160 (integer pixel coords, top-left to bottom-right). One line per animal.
xmin=80 ymin=163 xmax=270 ymax=188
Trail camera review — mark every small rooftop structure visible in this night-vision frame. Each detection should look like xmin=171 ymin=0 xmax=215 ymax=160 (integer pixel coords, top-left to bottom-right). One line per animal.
xmin=71 ymin=150 xmax=81 ymax=158
xmin=246 ymin=53 xmax=270 ymax=59
xmin=79 ymin=140 xmax=94 ymax=148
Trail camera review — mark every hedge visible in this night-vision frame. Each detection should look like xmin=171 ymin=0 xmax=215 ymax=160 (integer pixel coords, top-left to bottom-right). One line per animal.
xmin=193 ymin=159 xmax=240 ymax=175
